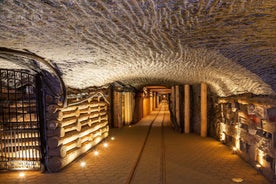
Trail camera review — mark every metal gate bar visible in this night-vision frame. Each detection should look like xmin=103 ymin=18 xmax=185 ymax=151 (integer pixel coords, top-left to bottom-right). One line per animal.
xmin=0 ymin=69 xmax=42 ymax=170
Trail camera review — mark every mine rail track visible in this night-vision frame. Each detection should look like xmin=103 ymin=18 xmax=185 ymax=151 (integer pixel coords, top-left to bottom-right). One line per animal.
xmin=126 ymin=101 xmax=168 ymax=184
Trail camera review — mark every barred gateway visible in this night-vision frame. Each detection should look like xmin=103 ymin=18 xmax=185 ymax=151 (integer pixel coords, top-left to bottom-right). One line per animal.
xmin=0 ymin=69 xmax=42 ymax=170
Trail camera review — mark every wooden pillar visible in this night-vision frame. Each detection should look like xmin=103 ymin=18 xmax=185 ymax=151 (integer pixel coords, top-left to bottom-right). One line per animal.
xmin=113 ymin=91 xmax=123 ymax=128
xmin=156 ymin=94 xmax=159 ymax=107
xmin=133 ymin=92 xmax=143 ymax=123
xmin=201 ymin=83 xmax=207 ymax=137
xmin=153 ymin=92 xmax=156 ymax=111
xmin=124 ymin=92 xmax=132 ymax=125
xmin=171 ymin=86 xmax=175 ymax=117
xmin=131 ymin=93 xmax=135 ymax=122
xmin=108 ymin=85 xmax=114 ymax=128
xmin=143 ymin=96 xmax=150 ymax=117
xmin=149 ymin=92 xmax=153 ymax=113
xmin=184 ymin=85 xmax=190 ymax=133
xmin=175 ymin=85 xmax=180 ymax=126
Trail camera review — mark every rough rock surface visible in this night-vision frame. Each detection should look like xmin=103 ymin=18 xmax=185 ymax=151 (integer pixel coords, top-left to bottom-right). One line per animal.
xmin=0 ymin=0 xmax=275 ymax=96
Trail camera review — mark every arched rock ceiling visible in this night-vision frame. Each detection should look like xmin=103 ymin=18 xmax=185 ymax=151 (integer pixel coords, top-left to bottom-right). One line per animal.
xmin=0 ymin=0 xmax=275 ymax=97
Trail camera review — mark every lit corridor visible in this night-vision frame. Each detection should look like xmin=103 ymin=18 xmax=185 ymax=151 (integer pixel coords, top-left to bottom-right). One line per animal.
xmin=0 ymin=102 xmax=269 ymax=184
xmin=0 ymin=1 xmax=275 ymax=183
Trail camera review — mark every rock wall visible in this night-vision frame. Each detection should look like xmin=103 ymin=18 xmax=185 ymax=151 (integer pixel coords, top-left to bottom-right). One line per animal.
xmin=0 ymin=1 xmax=275 ymax=96
xmin=214 ymin=94 xmax=276 ymax=181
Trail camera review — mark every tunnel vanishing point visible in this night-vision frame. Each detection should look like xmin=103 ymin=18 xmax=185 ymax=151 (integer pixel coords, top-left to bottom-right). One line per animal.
xmin=0 ymin=0 xmax=275 ymax=183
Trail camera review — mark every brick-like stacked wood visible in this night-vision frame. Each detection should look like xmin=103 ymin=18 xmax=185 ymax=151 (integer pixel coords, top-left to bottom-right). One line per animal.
xmin=45 ymin=92 xmax=109 ymax=172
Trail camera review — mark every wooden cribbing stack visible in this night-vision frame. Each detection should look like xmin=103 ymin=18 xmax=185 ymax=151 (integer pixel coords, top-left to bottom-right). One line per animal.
xmin=45 ymin=91 xmax=110 ymax=172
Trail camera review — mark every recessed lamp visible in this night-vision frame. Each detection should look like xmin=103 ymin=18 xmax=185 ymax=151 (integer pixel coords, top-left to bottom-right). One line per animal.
xmin=80 ymin=161 xmax=86 ymax=167
xmin=94 ymin=151 xmax=99 ymax=156
xmin=111 ymin=137 xmax=115 ymax=140
xmin=19 ymin=172 xmax=25 ymax=178
xmin=232 ymin=147 xmax=238 ymax=154
xmin=103 ymin=143 xmax=108 ymax=148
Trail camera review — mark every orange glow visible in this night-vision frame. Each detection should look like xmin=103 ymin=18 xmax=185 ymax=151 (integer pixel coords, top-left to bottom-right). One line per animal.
xmin=19 ymin=172 xmax=25 ymax=178
xmin=94 ymin=151 xmax=99 ymax=156
xmin=220 ymin=132 xmax=226 ymax=142
xmin=257 ymin=150 xmax=264 ymax=166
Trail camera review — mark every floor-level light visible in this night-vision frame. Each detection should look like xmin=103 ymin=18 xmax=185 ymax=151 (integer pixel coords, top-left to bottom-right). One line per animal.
xmin=94 ymin=150 xmax=99 ymax=156
xmin=19 ymin=172 xmax=25 ymax=178
xmin=80 ymin=161 xmax=86 ymax=168
xmin=232 ymin=146 xmax=238 ymax=154
xmin=256 ymin=164 xmax=262 ymax=169
xmin=103 ymin=143 xmax=109 ymax=148
xmin=111 ymin=137 xmax=115 ymax=140
xmin=256 ymin=163 xmax=262 ymax=173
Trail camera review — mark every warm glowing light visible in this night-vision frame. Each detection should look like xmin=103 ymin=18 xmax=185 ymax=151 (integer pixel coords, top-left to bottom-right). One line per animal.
xmin=232 ymin=108 xmax=237 ymax=112
xmin=232 ymin=146 xmax=238 ymax=154
xmin=219 ymin=123 xmax=226 ymax=143
xmin=95 ymin=137 xmax=102 ymax=144
xmin=68 ymin=152 xmax=79 ymax=162
xmin=256 ymin=164 xmax=262 ymax=168
xmin=94 ymin=151 xmax=99 ymax=156
xmin=80 ymin=161 xmax=86 ymax=167
xmin=257 ymin=150 xmax=264 ymax=165
xmin=19 ymin=172 xmax=25 ymax=178
xmin=103 ymin=143 xmax=108 ymax=148
xmin=220 ymin=132 xmax=226 ymax=142
xmin=111 ymin=137 xmax=115 ymax=140
xmin=85 ymin=144 xmax=91 ymax=151
xmin=128 ymin=125 xmax=132 ymax=127
xmin=235 ymin=140 xmax=240 ymax=150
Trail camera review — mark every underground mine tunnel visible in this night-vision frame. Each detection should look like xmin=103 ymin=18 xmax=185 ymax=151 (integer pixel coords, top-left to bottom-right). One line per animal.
xmin=0 ymin=0 xmax=275 ymax=183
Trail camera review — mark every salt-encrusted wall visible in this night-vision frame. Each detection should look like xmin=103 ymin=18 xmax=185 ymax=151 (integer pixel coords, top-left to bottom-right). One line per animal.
xmin=0 ymin=1 xmax=275 ymax=97
xmin=214 ymin=94 xmax=276 ymax=181
xmin=44 ymin=76 xmax=109 ymax=172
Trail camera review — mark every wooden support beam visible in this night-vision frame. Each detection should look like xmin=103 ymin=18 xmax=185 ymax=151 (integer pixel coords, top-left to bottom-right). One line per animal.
xmin=171 ymin=86 xmax=175 ymax=116
xmin=124 ymin=92 xmax=132 ymax=125
xmin=184 ymin=85 xmax=190 ymax=134
xmin=143 ymin=97 xmax=150 ymax=117
xmin=201 ymin=83 xmax=207 ymax=137
xmin=150 ymin=92 xmax=153 ymax=113
xmin=175 ymin=85 xmax=180 ymax=126
xmin=153 ymin=92 xmax=156 ymax=111
xmin=113 ymin=91 xmax=123 ymax=128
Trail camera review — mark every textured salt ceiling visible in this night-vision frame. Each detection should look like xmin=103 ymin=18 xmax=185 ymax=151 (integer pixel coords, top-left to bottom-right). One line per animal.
xmin=0 ymin=0 xmax=275 ymax=96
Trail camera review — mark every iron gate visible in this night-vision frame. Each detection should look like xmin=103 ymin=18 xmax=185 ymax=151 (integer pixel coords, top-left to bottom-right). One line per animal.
xmin=0 ymin=69 xmax=42 ymax=170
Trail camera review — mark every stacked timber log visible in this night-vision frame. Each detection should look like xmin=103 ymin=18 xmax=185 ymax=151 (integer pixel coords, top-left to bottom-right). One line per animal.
xmin=216 ymin=95 xmax=276 ymax=180
xmin=45 ymin=91 xmax=109 ymax=172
